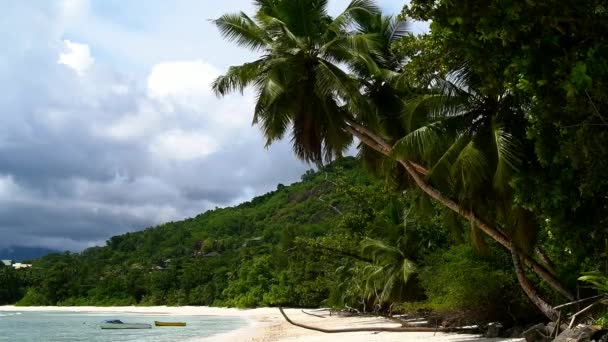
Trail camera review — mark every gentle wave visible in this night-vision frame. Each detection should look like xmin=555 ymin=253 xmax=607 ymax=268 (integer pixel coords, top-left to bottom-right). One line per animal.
xmin=0 ymin=312 xmax=22 ymax=317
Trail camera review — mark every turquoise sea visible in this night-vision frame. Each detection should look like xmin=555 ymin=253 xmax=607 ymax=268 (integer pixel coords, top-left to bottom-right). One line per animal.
xmin=0 ymin=311 xmax=246 ymax=342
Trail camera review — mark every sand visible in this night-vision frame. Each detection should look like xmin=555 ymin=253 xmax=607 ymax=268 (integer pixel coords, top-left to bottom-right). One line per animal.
xmin=0 ymin=306 xmax=524 ymax=341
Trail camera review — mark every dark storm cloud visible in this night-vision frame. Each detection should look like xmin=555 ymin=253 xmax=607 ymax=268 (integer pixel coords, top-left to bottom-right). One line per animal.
xmin=0 ymin=1 xmax=310 ymax=251
xmin=2 ymin=0 xmax=412 ymax=252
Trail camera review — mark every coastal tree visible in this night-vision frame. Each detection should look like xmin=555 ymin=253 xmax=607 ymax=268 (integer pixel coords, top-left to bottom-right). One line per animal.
xmin=212 ymin=0 xmax=572 ymax=318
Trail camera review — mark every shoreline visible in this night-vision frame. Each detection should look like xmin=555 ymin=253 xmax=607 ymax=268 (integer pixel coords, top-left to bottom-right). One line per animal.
xmin=0 ymin=306 xmax=524 ymax=341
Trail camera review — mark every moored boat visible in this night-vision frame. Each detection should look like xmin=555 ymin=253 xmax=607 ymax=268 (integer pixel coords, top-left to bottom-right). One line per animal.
xmin=100 ymin=320 xmax=152 ymax=329
xmin=154 ymin=321 xmax=187 ymax=327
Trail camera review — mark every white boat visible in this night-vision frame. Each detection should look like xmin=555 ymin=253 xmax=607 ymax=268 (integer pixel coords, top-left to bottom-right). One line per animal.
xmin=100 ymin=319 xmax=152 ymax=329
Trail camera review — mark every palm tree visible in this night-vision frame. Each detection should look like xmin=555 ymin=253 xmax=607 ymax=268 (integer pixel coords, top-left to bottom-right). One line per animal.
xmin=359 ymin=209 xmax=418 ymax=308
xmin=389 ymin=68 xmax=560 ymax=319
xmin=212 ymin=0 xmax=383 ymax=164
xmin=212 ymin=0 xmax=573 ymax=317
xmin=328 ymin=206 xmax=419 ymax=312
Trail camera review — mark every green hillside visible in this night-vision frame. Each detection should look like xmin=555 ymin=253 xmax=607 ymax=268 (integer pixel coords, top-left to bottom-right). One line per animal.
xmin=2 ymin=157 xmax=548 ymax=325
xmin=8 ymin=157 xmax=391 ymax=308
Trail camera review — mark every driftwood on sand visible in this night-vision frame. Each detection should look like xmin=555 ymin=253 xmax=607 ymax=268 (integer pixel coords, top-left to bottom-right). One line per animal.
xmin=551 ymin=295 xmax=606 ymax=331
xmin=278 ymin=307 xmax=477 ymax=334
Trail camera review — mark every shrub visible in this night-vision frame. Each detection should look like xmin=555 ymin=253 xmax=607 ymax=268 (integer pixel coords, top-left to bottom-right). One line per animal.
xmin=16 ymin=289 xmax=49 ymax=306
xmin=418 ymin=244 xmax=535 ymax=324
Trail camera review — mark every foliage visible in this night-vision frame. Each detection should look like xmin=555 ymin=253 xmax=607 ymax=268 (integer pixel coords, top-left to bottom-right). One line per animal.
xmin=419 ymin=244 xmax=537 ymax=323
xmin=400 ymin=0 xmax=608 ymax=292
xmin=595 ymin=312 xmax=608 ymax=329
xmin=0 ymin=266 xmax=31 ymax=305
xmin=579 ymin=273 xmax=608 ymax=293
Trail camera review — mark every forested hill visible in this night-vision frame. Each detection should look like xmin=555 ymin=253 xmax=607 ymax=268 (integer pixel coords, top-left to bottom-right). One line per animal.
xmin=7 ymin=157 xmax=386 ymax=307
xmin=2 ymin=156 xmax=586 ymax=325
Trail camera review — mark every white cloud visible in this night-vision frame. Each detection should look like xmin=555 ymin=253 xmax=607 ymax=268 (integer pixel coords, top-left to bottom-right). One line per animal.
xmin=147 ymin=60 xmax=219 ymax=100
xmin=150 ymin=129 xmax=219 ymax=161
xmin=98 ymin=99 xmax=164 ymax=140
xmin=58 ymin=39 xmax=94 ymax=76
xmin=0 ymin=175 xmax=20 ymax=199
xmin=58 ymin=0 xmax=89 ymax=20
xmin=111 ymin=84 xmax=129 ymax=95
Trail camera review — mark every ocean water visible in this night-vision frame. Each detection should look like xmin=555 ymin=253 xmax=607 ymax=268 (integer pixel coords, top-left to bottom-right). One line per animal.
xmin=0 ymin=311 xmax=246 ymax=342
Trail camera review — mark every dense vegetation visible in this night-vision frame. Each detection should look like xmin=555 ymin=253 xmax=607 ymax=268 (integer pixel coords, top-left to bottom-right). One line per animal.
xmin=3 ymin=158 xmax=539 ymax=324
xmin=9 ymin=158 xmax=364 ymax=308
xmin=3 ymin=0 xmax=607 ymax=327
xmin=211 ymin=0 xmax=607 ymax=322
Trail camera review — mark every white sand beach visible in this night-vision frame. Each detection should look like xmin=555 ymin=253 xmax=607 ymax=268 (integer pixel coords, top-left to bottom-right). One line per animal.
xmin=0 ymin=306 xmax=524 ymax=341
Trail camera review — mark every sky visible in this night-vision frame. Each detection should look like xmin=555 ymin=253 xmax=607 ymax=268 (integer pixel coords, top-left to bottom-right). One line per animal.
xmin=0 ymin=0 xmax=425 ymax=252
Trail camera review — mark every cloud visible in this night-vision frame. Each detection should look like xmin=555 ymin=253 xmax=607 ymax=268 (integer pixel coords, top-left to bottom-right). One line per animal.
xmin=149 ymin=129 xmax=219 ymax=161
xmin=1 ymin=1 xmax=412 ymax=252
xmin=58 ymin=39 xmax=94 ymax=75
xmin=0 ymin=175 xmax=22 ymax=200
xmin=147 ymin=60 xmax=219 ymax=100
xmin=0 ymin=2 xmax=312 ymax=252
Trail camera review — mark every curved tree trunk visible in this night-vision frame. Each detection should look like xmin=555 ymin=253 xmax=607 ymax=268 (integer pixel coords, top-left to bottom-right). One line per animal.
xmin=510 ymin=247 xmax=559 ymax=321
xmin=398 ymin=159 xmax=574 ymax=301
xmin=344 ymin=121 xmax=574 ymax=301
xmin=535 ymin=246 xmax=557 ymax=276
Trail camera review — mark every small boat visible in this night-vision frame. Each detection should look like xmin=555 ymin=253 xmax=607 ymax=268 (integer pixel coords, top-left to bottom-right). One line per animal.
xmin=100 ymin=320 xmax=152 ymax=329
xmin=155 ymin=321 xmax=187 ymax=327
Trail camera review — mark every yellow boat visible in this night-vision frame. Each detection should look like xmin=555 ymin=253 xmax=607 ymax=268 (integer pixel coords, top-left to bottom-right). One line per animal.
xmin=154 ymin=321 xmax=187 ymax=327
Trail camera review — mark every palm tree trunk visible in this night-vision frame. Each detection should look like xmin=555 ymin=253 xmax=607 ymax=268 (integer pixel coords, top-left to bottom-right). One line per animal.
xmin=510 ymin=247 xmax=559 ymax=321
xmin=345 ymin=121 xmax=574 ymax=301
xmin=398 ymin=159 xmax=573 ymax=301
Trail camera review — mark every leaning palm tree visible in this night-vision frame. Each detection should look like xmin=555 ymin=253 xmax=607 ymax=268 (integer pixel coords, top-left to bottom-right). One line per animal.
xmin=212 ymin=0 xmax=572 ymax=317
xmin=389 ymin=68 xmax=560 ymax=319
xmin=365 ymin=22 xmax=571 ymax=311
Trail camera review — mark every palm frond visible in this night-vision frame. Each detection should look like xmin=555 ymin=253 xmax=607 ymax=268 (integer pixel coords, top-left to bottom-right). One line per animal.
xmin=451 ymin=140 xmax=490 ymax=195
xmin=492 ymin=124 xmax=523 ymax=192
xmin=361 ymin=238 xmax=403 ymax=263
xmin=329 ymin=0 xmax=381 ymax=32
xmin=386 ymin=17 xmax=409 ymax=42
xmin=212 ymin=58 xmax=266 ymax=96
xmin=400 ymin=259 xmax=416 ymax=283
xmin=255 ymin=12 xmax=307 ymax=50
xmin=426 ymin=132 xmax=470 ymax=190
xmin=213 ymin=12 xmax=270 ymax=51
xmin=441 ymin=210 xmax=465 ymax=243
xmin=255 ymin=92 xmax=293 ymax=146
xmin=315 ymin=59 xmax=359 ymax=99
xmin=392 ymin=122 xmax=443 ymax=162
xmin=509 ymin=208 xmax=538 ymax=254
xmin=470 ymin=220 xmax=490 ymax=256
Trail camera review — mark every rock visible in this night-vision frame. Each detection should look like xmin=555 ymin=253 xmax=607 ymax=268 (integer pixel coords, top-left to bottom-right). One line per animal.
xmin=554 ymin=326 xmax=595 ymax=342
xmin=524 ymin=323 xmax=550 ymax=342
xmin=485 ymin=322 xmax=501 ymax=338
xmin=596 ymin=330 xmax=608 ymax=342
xmin=546 ymin=322 xmax=557 ymax=337
xmin=504 ymin=326 xmax=524 ymax=338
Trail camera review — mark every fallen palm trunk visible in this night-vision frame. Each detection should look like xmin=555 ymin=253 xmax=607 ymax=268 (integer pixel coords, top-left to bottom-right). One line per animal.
xmin=278 ymin=307 xmax=478 ymax=334
xmin=301 ymin=309 xmax=326 ymax=319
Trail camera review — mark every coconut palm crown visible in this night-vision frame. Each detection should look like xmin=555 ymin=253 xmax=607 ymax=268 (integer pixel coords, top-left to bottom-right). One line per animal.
xmin=212 ymin=0 xmax=405 ymax=165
